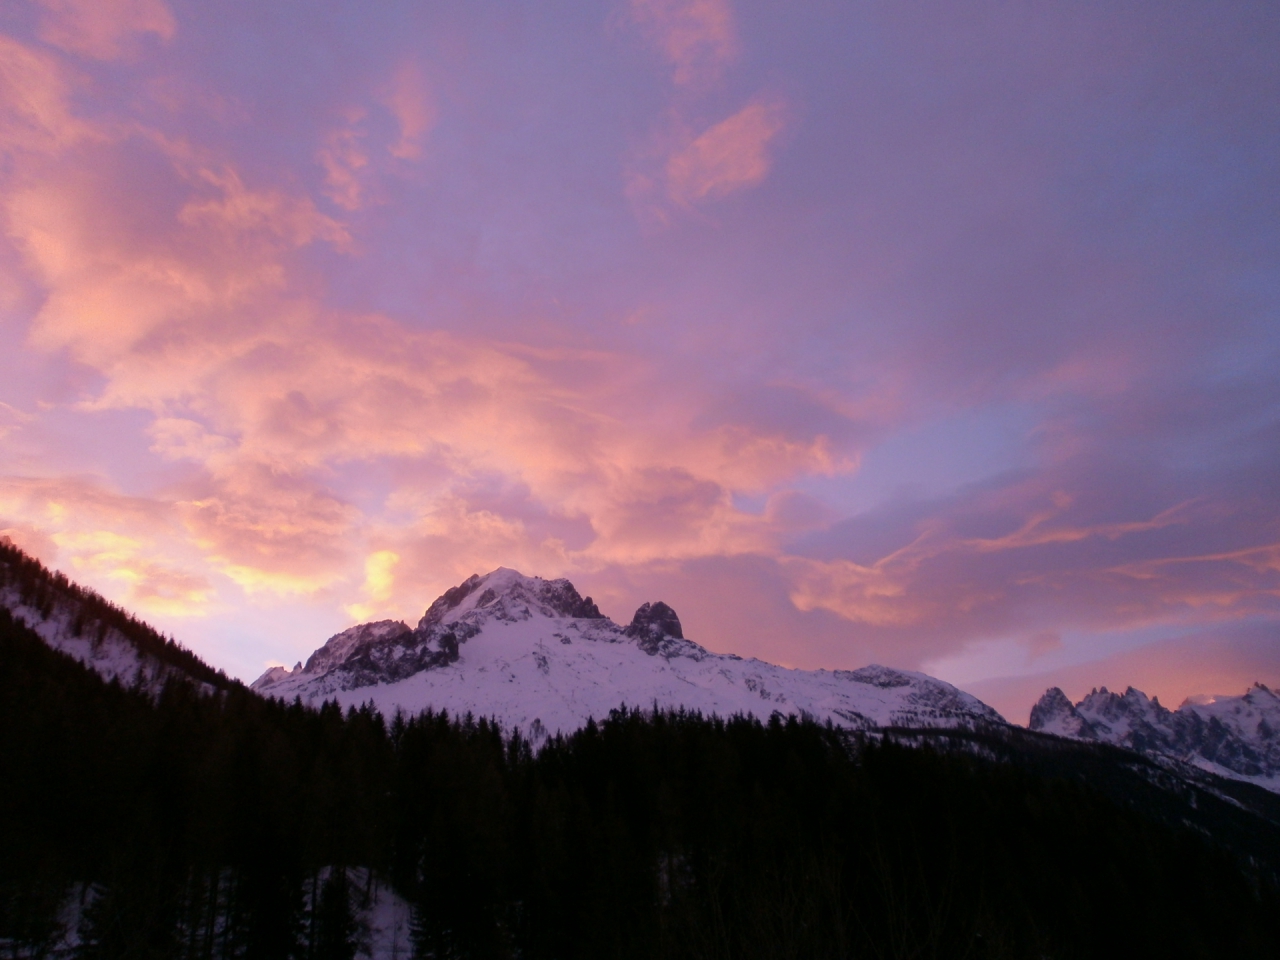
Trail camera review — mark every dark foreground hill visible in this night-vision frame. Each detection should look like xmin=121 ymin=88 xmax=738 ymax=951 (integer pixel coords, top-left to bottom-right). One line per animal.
xmin=0 ymin=538 xmax=236 ymax=694
xmin=5 ymin=604 xmax=1280 ymax=959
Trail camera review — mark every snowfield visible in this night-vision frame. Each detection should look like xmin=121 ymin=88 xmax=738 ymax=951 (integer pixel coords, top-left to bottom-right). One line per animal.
xmin=254 ymin=568 xmax=1005 ymax=740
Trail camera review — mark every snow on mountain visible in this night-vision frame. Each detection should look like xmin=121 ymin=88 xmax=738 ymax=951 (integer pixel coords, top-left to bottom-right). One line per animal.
xmin=0 ymin=538 xmax=229 ymax=694
xmin=253 ymin=567 xmax=1005 ymax=740
xmin=1029 ymin=683 xmax=1280 ymax=792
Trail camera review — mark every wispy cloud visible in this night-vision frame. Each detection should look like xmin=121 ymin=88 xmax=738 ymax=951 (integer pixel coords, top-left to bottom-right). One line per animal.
xmin=666 ymin=98 xmax=787 ymax=204
xmin=627 ymin=97 xmax=788 ymax=222
xmin=384 ymin=62 xmax=436 ymax=161
xmin=36 ymin=0 xmax=175 ymax=60
xmin=630 ymin=0 xmax=738 ymax=86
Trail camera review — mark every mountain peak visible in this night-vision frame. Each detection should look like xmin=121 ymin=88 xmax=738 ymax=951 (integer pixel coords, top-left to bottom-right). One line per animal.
xmin=252 ymin=568 xmax=1003 ymax=740
xmin=417 ymin=568 xmax=604 ymax=632
xmin=624 ymin=601 xmax=683 ymax=640
xmin=1031 ymin=682 xmax=1280 ymax=792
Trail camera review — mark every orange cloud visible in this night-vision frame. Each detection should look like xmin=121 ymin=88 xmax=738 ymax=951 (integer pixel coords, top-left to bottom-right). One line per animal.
xmin=37 ymin=0 xmax=175 ymax=61
xmin=629 ymin=98 xmax=789 ymax=222
xmin=179 ymin=464 xmax=360 ymax=595
xmin=630 ymin=0 xmax=738 ymax=86
xmin=0 ymin=475 xmax=212 ymax=617
xmin=180 ymin=167 xmax=350 ymax=250
xmin=316 ymin=65 xmax=435 ymax=211
xmin=0 ymin=37 xmax=840 ymax=620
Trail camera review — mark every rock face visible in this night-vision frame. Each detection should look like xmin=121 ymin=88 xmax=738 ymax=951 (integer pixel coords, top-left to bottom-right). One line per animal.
xmin=623 ymin=601 xmax=686 ymax=656
xmin=1030 ymin=683 xmax=1280 ymax=791
xmin=253 ymin=567 xmax=1005 ymax=740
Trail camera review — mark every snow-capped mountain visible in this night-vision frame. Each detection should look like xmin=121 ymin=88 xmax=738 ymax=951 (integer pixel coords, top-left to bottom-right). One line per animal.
xmin=1030 ymin=683 xmax=1280 ymax=792
xmin=254 ymin=567 xmax=1005 ymax=739
xmin=0 ymin=538 xmax=231 ymax=694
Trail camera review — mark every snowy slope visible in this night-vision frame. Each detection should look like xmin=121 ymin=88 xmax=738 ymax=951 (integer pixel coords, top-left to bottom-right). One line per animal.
xmin=1030 ymin=683 xmax=1280 ymax=793
xmin=1 ymin=582 xmax=159 ymax=688
xmin=254 ymin=568 xmax=1004 ymax=739
xmin=0 ymin=540 xmax=227 ymax=695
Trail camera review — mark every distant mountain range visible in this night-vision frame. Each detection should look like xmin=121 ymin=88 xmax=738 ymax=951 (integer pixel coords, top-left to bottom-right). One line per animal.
xmin=4 ymin=535 xmax=1278 ymax=796
xmin=6 ymin=537 xmax=1280 ymax=956
xmin=1030 ymin=682 xmax=1280 ymax=791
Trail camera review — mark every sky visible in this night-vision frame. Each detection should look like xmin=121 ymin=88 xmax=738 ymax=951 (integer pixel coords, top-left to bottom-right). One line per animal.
xmin=1 ymin=0 xmax=1277 ymax=722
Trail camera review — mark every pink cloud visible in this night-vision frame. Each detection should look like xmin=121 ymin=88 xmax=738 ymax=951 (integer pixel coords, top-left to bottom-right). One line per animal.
xmin=0 ymin=474 xmax=212 ymax=616
xmin=0 ymin=85 xmax=832 ymax=607
xmin=36 ymin=0 xmax=174 ymax=61
xmin=967 ymin=623 xmax=1280 ymax=725
xmin=629 ymin=0 xmax=738 ymax=86
xmin=0 ymin=0 xmax=1276 ymax=702
xmin=318 ymin=110 xmax=370 ymax=211
xmin=665 ymin=98 xmax=787 ymax=204
xmin=383 ymin=62 xmax=436 ymax=161
xmin=0 ymin=35 xmax=96 ymax=152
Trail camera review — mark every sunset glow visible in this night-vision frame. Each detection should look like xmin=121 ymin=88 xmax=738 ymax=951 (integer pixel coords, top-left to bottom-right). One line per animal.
xmin=1 ymin=0 xmax=1277 ymax=721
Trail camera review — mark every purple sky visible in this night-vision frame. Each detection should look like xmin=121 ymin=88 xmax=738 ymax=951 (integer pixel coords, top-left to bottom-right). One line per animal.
xmin=1 ymin=0 xmax=1277 ymax=721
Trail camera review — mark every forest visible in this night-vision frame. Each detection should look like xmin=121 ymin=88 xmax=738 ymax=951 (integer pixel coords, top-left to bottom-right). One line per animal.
xmin=3 ymin=595 xmax=1280 ymax=959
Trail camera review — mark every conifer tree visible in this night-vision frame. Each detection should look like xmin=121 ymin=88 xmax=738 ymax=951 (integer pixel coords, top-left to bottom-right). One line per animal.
xmin=315 ymin=869 xmax=357 ymax=960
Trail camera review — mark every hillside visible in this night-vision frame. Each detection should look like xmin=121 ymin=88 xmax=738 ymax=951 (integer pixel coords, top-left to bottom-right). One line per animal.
xmin=0 ymin=538 xmax=235 ymax=694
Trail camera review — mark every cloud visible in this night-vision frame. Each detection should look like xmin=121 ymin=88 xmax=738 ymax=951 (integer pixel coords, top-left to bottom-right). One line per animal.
xmin=318 ymin=111 xmax=370 ymax=211
xmin=666 ymin=99 xmax=787 ymax=204
xmin=383 ymin=63 xmax=436 ymax=161
xmin=344 ymin=549 xmax=399 ymax=620
xmin=630 ymin=0 xmax=738 ymax=86
xmin=0 ymin=475 xmax=212 ymax=616
xmin=179 ymin=167 xmax=350 ymax=250
xmin=628 ymin=98 xmax=789 ymax=222
xmin=0 ymin=35 xmax=96 ymax=153
xmin=1022 ymin=629 xmax=1063 ymax=661
xmin=779 ymin=465 xmax=1280 ymax=666
xmin=1 ymin=0 xmax=1277 ymax=706
xmin=37 ymin=0 xmax=175 ymax=61
xmin=0 ymin=106 xmax=845 ymax=601
xmin=966 ymin=621 xmax=1280 ymax=725
xmin=178 ymin=463 xmax=361 ymax=595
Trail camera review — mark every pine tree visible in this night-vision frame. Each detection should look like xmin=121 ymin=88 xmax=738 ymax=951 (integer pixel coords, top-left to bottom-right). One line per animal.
xmin=314 ymin=869 xmax=357 ymax=960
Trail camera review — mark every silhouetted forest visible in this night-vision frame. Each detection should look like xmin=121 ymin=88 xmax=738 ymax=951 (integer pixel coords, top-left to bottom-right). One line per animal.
xmin=4 ymin=598 xmax=1280 ymax=958
xmin=0 ymin=539 xmax=234 ymax=691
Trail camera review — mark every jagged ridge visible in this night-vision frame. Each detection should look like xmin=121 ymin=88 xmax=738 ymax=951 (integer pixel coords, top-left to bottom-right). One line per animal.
xmin=1030 ymin=682 xmax=1280 ymax=792
xmin=253 ymin=567 xmax=1005 ymax=739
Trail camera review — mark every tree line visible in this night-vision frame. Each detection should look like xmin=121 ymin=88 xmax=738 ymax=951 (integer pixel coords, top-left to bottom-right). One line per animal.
xmin=3 ymin=597 xmax=1280 ymax=958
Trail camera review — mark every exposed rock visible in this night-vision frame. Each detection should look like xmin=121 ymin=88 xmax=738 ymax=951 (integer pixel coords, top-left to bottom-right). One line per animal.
xmin=623 ymin=601 xmax=694 ymax=656
xmin=251 ymin=566 xmax=1007 ymax=740
xmin=625 ymin=601 xmax=683 ymax=640
xmin=1030 ymin=683 xmax=1280 ymax=790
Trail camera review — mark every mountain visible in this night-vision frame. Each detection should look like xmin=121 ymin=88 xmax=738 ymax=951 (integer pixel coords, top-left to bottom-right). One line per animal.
xmin=0 ymin=537 xmax=233 ymax=694
xmin=253 ymin=567 xmax=1005 ymax=738
xmin=1030 ymin=682 xmax=1280 ymax=792
xmin=7 ymin=548 xmax=1280 ymax=956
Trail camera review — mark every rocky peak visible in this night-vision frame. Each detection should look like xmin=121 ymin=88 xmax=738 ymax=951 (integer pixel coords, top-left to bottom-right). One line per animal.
xmin=623 ymin=600 xmax=694 ymax=657
xmin=625 ymin=601 xmax=683 ymax=640
xmin=1029 ymin=687 xmax=1097 ymax=739
xmin=417 ymin=568 xmax=603 ymax=632
xmin=1030 ymin=682 xmax=1280 ymax=790
xmin=303 ymin=620 xmax=413 ymax=676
